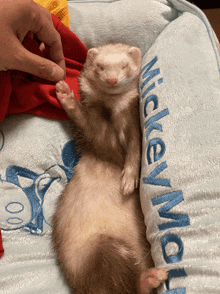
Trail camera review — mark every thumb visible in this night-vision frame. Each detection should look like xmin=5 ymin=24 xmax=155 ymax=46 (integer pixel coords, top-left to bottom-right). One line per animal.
xmin=14 ymin=45 xmax=65 ymax=82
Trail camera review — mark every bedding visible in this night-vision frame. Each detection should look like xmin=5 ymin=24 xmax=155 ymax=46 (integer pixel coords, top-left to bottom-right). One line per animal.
xmin=0 ymin=14 xmax=87 ymax=123
xmin=33 ymin=0 xmax=70 ymax=28
xmin=1 ymin=0 xmax=220 ymax=293
xmin=139 ymin=7 xmax=220 ymax=293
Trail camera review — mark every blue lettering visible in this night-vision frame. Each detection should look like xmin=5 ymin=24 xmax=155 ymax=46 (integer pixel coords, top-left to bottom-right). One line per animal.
xmin=164 ymin=289 xmax=186 ymax=294
xmin=166 ymin=268 xmax=187 ymax=291
xmin=140 ymin=58 xmax=189 ymax=292
xmin=141 ymin=56 xmax=160 ymax=90
xmin=142 ymin=161 xmax=171 ymax=187
xmin=158 ymin=78 xmax=163 ymax=84
xmin=145 ymin=108 xmax=169 ymax=140
xmin=152 ymin=191 xmax=190 ymax=230
xmin=145 ymin=108 xmax=169 ymax=129
xmin=141 ymin=83 xmax=155 ymax=100
xmin=146 ymin=123 xmax=162 ymax=140
xmin=161 ymin=234 xmax=184 ymax=264
xmin=147 ymin=138 xmax=165 ymax=165
xmin=144 ymin=94 xmax=158 ymax=118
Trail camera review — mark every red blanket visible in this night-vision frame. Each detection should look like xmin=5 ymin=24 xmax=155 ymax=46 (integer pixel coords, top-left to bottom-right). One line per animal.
xmin=0 ymin=16 xmax=88 ymax=255
xmin=0 ymin=14 xmax=88 ymax=123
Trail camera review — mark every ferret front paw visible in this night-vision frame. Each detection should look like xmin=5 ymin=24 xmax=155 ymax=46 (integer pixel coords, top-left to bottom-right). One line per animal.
xmin=55 ymin=80 xmax=76 ymax=111
xmin=139 ymin=268 xmax=168 ymax=294
xmin=121 ymin=167 xmax=139 ymax=195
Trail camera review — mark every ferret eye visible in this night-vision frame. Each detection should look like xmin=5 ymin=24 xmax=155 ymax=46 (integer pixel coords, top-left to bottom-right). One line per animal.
xmin=122 ymin=64 xmax=128 ymax=69
xmin=97 ymin=64 xmax=104 ymax=70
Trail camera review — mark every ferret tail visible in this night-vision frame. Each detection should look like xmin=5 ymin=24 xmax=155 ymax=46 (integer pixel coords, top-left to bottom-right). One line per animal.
xmin=73 ymin=234 xmax=140 ymax=294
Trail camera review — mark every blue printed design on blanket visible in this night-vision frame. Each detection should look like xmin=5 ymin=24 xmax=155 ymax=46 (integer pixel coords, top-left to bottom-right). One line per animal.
xmin=1 ymin=140 xmax=79 ymax=235
xmin=140 ymin=55 xmax=191 ymax=293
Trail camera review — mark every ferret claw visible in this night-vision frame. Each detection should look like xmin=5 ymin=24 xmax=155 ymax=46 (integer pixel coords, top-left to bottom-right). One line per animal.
xmin=55 ymin=80 xmax=70 ymax=95
xmin=121 ymin=168 xmax=139 ymax=195
xmin=55 ymin=81 xmax=76 ymax=111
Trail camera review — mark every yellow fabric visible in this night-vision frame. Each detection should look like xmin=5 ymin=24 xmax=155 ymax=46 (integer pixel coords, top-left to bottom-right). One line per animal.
xmin=33 ymin=0 xmax=69 ymax=27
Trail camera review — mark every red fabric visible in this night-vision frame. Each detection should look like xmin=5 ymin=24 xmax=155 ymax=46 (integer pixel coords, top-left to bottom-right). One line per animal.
xmin=0 ymin=14 xmax=88 ymax=122
xmin=0 ymin=229 xmax=4 ymax=258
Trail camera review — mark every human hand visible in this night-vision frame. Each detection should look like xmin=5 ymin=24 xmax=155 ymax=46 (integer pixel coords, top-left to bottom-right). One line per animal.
xmin=0 ymin=0 xmax=66 ymax=82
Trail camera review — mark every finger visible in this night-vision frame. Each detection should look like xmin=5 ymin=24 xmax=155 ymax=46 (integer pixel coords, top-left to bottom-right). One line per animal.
xmin=30 ymin=5 xmax=66 ymax=77
xmin=0 ymin=1 xmax=66 ymax=81
xmin=26 ymin=53 xmax=65 ymax=82
xmin=13 ymin=41 xmax=65 ymax=81
xmin=36 ymin=26 xmax=66 ymax=77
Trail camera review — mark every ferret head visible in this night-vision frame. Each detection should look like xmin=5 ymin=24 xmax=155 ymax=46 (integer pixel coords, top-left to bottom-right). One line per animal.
xmin=84 ymin=44 xmax=142 ymax=94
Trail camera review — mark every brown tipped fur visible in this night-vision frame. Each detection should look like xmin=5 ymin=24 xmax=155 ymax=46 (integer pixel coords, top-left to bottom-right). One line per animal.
xmin=52 ymin=44 xmax=159 ymax=294
xmin=73 ymin=235 xmax=140 ymax=294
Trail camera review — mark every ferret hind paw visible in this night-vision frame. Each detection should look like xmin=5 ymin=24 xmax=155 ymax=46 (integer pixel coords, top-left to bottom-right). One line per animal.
xmin=139 ymin=268 xmax=168 ymax=294
xmin=121 ymin=169 xmax=138 ymax=195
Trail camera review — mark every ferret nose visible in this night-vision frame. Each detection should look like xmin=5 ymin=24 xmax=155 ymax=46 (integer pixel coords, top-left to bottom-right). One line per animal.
xmin=106 ymin=78 xmax=118 ymax=85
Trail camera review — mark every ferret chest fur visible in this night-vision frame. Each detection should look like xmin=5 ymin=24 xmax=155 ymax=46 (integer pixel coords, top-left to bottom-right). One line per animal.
xmin=53 ymin=43 xmax=168 ymax=294
xmin=76 ymin=44 xmax=142 ymax=168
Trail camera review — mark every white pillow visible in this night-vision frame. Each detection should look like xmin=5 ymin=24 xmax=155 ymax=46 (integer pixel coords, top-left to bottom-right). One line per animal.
xmin=0 ymin=114 xmax=76 ymax=293
xmin=139 ymin=6 xmax=220 ymax=294
xmin=1 ymin=0 xmax=220 ymax=293
xmin=68 ymin=0 xmax=178 ymax=54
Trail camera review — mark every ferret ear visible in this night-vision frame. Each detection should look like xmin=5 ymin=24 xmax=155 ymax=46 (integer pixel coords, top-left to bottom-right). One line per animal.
xmin=128 ymin=47 xmax=141 ymax=67
xmin=86 ymin=48 xmax=99 ymax=64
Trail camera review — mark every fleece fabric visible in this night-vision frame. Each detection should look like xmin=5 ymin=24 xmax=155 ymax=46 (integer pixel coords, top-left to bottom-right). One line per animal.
xmin=1 ymin=0 xmax=220 ymax=294
xmin=139 ymin=2 xmax=220 ymax=294
xmin=0 ymin=114 xmax=76 ymax=294
xmin=33 ymin=0 xmax=69 ymax=27
xmin=0 ymin=14 xmax=88 ymax=123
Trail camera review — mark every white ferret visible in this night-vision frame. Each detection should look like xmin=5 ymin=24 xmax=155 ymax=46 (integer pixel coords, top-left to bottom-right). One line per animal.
xmin=52 ymin=43 xmax=167 ymax=294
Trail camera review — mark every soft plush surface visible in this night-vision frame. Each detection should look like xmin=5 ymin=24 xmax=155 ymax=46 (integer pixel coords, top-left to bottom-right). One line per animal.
xmin=0 ymin=14 xmax=87 ymax=123
xmin=139 ymin=6 xmax=220 ymax=294
xmin=34 ymin=0 xmax=69 ymax=27
xmin=67 ymin=0 xmax=178 ymax=54
xmin=1 ymin=0 xmax=220 ymax=293
xmin=0 ymin=114 xmax=76 ymax=293
xmin=68 ymin=1 xmax=220 ymax=292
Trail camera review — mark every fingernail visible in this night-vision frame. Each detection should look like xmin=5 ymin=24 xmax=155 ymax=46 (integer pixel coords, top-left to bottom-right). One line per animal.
xmin=51 ymin=66 xmax=56 ymax=77
xmin=51 ymin=65 xmax=64 ymax=81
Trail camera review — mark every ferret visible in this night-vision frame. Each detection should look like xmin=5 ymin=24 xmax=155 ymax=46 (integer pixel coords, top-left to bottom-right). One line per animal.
xmin=52 ymin=43 xmax=168 ymax=294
